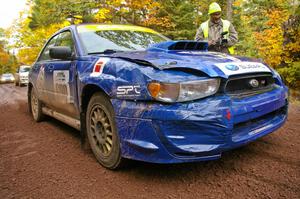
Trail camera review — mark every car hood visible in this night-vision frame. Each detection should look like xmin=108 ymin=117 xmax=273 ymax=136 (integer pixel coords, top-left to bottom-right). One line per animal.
xmin=109 ymin=41 xmax=272 ymax=78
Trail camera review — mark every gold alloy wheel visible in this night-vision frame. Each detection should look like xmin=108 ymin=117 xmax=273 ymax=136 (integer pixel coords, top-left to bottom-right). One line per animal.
xmin=89 ymin=105 xmax=113 ymax=156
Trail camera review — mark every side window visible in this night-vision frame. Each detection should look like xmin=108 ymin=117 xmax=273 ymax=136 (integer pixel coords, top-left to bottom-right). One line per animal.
xmin=38 ymin=34 xmax=59 ymax=61
xmin=55 ymin=31 xmax=75 ymax=54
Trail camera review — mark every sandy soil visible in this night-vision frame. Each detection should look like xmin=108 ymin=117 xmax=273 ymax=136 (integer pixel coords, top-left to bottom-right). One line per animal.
xmin=0 ymin=83 xmax=299 ymax=199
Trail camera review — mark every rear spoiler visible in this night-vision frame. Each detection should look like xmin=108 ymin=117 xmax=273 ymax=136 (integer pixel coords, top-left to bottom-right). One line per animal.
xmin=148 ymin=40 xmax=208 ymax=52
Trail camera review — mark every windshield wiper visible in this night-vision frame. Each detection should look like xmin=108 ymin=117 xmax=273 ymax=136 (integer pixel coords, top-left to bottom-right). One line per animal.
xmin=88 ymin=49 xmax=124 ymax=55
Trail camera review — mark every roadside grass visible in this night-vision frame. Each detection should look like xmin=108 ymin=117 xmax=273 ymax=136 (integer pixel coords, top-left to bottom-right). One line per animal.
xmin=290 ymin=89 xmax=300 ymax=105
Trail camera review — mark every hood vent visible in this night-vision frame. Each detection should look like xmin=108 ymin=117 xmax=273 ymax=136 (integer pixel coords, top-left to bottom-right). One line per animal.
xmin=148 ymin=41 xmax=208 ymax=52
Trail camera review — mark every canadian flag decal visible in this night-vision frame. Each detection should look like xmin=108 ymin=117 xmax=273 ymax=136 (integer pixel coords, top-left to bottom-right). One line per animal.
xmin=91 ymin=58 xmax=110 ymax=77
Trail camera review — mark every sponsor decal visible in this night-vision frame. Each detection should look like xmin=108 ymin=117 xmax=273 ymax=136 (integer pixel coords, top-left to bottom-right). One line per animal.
xmin=225 ymin=64 xmax=239 ymax=71
xmin=90 ymin=58 xmax=110 ymax=77
xmin=36 ymin=64 xmax=45 ymax=90
xmin=215 ymin=62 xmax=271 ymax=76
xmin=117 ymin=85 xmax=141 ymax=97
xmin=53 ymin=70 xmax=72 ymax=103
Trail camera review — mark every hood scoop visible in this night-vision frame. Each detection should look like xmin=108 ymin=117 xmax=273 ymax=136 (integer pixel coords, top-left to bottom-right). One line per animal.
xmin=148 ymin=40 xmax=208 ymax=52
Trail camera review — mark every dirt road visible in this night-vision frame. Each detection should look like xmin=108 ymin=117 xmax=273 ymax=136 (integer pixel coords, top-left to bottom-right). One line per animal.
xmin=0 ymin=84 xmax=299 ymax=199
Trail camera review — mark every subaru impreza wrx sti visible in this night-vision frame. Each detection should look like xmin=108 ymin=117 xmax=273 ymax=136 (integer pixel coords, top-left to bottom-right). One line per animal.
xmin=28 ymin=24 xmax=288 ymax=169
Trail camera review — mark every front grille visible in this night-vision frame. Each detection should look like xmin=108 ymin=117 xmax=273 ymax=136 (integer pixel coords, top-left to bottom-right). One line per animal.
xmin=225 ymin=74 xmax=275 ymax=97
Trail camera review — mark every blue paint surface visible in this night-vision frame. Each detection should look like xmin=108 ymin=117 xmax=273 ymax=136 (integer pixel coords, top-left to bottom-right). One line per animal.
xmin=29 ymin=25 xmax=288 ymax=164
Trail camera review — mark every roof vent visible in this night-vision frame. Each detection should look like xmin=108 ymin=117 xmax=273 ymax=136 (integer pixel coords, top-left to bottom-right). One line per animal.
xmin=148 ymin=40 xmax=208 ymax=52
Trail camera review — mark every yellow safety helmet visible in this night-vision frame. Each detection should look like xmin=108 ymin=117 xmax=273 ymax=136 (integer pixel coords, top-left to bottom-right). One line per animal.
xmin=208 ymin=2 xmax=222 ymax=15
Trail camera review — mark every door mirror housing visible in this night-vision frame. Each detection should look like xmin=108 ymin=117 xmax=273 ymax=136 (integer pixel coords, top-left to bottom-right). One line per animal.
xmin=49 ymin=46 xmax=73 ymax=60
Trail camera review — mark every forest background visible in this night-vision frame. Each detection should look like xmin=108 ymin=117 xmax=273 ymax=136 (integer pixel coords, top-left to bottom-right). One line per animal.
xmin=0 ymin=0 xmax=299 ymax=89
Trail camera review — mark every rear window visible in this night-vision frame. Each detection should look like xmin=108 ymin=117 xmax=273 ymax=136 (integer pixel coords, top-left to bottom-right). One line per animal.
xmin=3 ymin=74 xmax=13 ymax=77
xmin=19 ymin=67 xmax=30 ymax=72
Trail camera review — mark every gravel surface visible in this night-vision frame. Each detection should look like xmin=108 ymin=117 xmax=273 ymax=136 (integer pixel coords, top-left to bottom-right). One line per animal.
xmin=0 ymin=83 xmax=299 ymax=199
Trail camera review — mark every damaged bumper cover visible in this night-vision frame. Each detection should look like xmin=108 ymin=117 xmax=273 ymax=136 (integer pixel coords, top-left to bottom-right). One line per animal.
xmin=113 ymin=86 xmax=288 ymax=163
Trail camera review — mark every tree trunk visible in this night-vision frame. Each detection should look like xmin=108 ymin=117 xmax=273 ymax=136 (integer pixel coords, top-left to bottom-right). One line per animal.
xmin=226 ymin=0 xmax=233 ymax=21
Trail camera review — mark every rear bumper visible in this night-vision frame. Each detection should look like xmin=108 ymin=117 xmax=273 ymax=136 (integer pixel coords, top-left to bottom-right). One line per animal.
xmin=0 ymin=79 xmax=14 ymax=83
xmin=113 ymin=86 xmax=288 ymax=163
xmin=19 ymin=78 xmax=29 ymax=84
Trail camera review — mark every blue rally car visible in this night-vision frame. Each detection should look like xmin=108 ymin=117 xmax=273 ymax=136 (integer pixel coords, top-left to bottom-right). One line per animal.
xmin=28 ymin=24 xmax=288 ymax=169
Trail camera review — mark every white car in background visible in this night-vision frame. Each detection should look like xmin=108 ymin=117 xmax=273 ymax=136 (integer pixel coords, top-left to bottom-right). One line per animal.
xmin=0 ymin=73 xmax=15 ymax=84
xmin=15 ymin=65 xmax=31 ymax=86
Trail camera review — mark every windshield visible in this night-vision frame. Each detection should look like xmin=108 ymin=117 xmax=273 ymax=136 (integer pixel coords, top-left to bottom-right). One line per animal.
xmin=2 ymin=74 xmax=13 ymax=77
xmin=19 ymin=67 xmax=30 ymax=72
xmin=77 ymin=25 xmax=169 ymax=54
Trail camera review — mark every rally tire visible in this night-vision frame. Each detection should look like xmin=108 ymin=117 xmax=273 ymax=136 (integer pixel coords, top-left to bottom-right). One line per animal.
xmin=30 ymin=88 xmax=44 ymax=122
xmin=86 ymin=92 xmax=123 ymax=170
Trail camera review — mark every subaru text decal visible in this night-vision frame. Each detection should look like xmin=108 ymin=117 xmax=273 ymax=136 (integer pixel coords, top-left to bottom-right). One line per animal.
xmin=215 ymin=62 xmax=271 ymax=76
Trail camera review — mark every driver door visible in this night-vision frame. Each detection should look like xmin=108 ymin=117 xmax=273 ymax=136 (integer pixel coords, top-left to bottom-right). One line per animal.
xmin=46 ymin=31 xmax=79 ymax=118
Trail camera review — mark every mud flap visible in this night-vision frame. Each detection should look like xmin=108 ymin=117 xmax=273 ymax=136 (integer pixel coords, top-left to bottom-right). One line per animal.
xmin=80 ymin=111 xmax=90 ymax=151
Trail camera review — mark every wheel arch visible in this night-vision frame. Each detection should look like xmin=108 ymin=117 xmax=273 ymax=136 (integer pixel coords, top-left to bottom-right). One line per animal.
xmin=81 ymin=84 xmax=111 ymax=113
xmin=79 ymin=84 xmax=112 ymax=148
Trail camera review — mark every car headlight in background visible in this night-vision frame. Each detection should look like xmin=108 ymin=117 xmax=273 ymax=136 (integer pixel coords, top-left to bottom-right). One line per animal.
xmin=148 ymin=79 xmax=220 ymax=103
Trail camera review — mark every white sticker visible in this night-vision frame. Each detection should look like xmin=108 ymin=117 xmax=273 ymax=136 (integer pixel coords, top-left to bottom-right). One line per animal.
xmin=117 ymin=85 xmax=141 ymax=97
xmin=90 ymin=57 xmax=110 ymax=77
xmin=215 ymin=62 xmax=271 ymax=76
xmin=53 ymin=70 xmax=72 ymax=103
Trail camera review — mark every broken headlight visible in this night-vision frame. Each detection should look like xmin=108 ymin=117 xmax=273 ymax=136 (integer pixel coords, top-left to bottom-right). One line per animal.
xmin=148 ymin=79 xmax=220 ymax=103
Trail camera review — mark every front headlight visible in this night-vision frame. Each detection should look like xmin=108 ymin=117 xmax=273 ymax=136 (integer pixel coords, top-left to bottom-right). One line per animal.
xmin=148 ymin=79 xmax=220 ymax=103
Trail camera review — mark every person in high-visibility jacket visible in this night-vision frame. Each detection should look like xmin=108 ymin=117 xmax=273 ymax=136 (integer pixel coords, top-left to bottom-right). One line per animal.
xmin=195 ymin=2 xmax=238 ymax=54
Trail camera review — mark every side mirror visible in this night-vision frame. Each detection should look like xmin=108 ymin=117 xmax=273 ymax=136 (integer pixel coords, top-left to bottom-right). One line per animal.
xmin=49 ymin=46 xmax=73 ymax=60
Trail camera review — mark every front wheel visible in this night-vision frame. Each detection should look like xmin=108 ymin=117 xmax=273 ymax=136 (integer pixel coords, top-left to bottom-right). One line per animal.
xmin=86 ymin=92 xmax=123 ymax=169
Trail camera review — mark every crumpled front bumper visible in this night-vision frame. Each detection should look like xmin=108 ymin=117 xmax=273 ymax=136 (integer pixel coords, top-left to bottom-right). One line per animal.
xmin=112 ymin=86 xmax=288 ymax=163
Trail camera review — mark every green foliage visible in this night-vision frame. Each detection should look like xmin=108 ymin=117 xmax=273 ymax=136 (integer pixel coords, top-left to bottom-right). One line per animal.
xmin=277 ymin=62 xmax=300 ymax=89
xmin=153 ymin=0 xmax=198 ymax=40
xmin=3 ymin=0 xmax=299 ymax=89
xmin=0 ymin=28 xmax=18 ymax=74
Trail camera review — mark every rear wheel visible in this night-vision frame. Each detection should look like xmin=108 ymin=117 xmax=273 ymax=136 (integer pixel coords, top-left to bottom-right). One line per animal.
xmin=86 ymin=92 xmax=123 ymax=169
xmin=30 ymin=89 xmax=44 ymax=122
